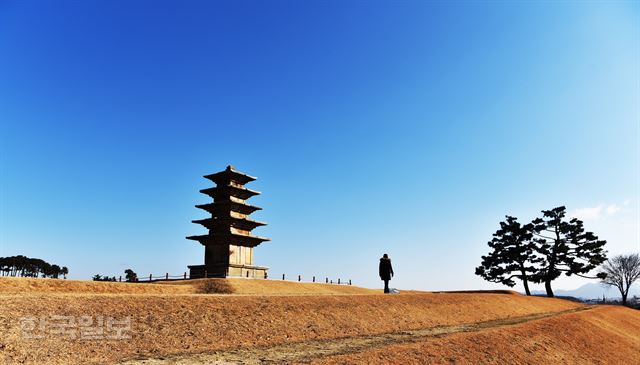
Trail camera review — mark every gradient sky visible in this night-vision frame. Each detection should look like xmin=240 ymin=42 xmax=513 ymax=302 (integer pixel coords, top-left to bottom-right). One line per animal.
xmin=1 ymin=1 xmax=638 ymax=292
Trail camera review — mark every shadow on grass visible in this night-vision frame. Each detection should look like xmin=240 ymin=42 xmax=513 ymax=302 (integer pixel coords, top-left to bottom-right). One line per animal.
xmin=197 ymin=279 xmax=235 ymax=294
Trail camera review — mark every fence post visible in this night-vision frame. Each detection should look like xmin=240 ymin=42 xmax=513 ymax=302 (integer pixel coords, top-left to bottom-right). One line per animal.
xmin=298 ymin=275 xmax=301 ymax=282
xmin=282 ymin=274 xmax=285 ymax=280
xmin=325 ymin=277 xmax=328 ymax=283
xmin=313 ymin=276 xmax=315 ymax=283
xmin=338 ymin=278 xmax=341 ymax=284
xmin=330 ymin=280 xmax=333 ymax=284
xmin=149 ymin=274 xmax=152 ymax=281
xmin=184 ymin=272 xmax=187 ymax=279
xmin=119 ymin=276 xmax=122 ymax=282
xmin=349 ymin=279 xmax=351 ymax=285
xmin=246 ymin=271 xmax=249 ymax=278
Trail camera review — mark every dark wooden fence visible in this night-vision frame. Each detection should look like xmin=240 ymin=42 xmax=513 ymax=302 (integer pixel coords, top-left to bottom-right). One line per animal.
xmin=125 ymin=272 xmax=351 ymax=285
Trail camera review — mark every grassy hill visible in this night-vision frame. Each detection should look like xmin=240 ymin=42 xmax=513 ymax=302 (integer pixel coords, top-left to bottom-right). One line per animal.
xmin=0 ymin=277 xmax=637 ymax=364
xmin=0 ymin=276 xmax=379 ymax=295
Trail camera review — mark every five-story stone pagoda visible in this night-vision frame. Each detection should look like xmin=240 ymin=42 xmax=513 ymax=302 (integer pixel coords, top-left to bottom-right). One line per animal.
xmin=187 ymin=165 xmax=270 ymax=278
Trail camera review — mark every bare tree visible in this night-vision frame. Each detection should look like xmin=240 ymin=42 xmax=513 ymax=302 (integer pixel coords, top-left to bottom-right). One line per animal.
xmin=599 ymin=253 xmax=640 ymax=306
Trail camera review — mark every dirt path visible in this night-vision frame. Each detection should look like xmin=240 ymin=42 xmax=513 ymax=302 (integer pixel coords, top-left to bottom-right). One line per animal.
xmin=120 ymin=306 xmax=593 ymax=365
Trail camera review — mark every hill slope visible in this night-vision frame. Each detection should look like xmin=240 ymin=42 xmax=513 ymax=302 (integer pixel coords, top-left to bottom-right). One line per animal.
xmin=0 ymin=277 xmax=378 ymax=295
xmin=308 ymin=305 xmax=640 ymax=365
xmin=0 ymin=277 xmax=637 ymax=364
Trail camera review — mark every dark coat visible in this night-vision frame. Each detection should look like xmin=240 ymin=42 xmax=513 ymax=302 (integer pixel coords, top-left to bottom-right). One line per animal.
xmin=379 ymin=258 xmax=394 ymax=280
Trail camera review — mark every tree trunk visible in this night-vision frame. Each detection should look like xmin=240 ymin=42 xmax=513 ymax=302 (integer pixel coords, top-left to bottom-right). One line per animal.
xmin=520 ymin=270 xmax=531 ymax=296
xmin=522 ymin=278 xmax=531 ymax=296
xmin=545 ymin=279 xmax=554 ymax=297
xmin=622 ymin=293 xmax=627 ymax=306
xmin=544 ymin=227 xmax=560 ymax=298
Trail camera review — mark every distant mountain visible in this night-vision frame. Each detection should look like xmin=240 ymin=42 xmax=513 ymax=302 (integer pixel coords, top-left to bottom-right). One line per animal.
xmin=530 ymin=282 xmax=640 ymax=300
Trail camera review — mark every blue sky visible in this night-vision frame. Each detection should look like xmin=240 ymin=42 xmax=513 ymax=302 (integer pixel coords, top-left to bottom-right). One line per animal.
xmin=0 ymin=1 xmax=638 ymax=291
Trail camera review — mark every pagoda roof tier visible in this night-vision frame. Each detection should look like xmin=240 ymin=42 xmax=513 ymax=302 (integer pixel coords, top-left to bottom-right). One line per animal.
xmin=192 ymin=216 xmax=267 ymax=231
xmin=195 ymin=200 xmax=262 ymax=215
xmin=199 ymin=185 xmax=261 ymax=200
xmin=204 ymin=165 xmax=256 ymax=186
xmin=186 ymin=233 xmax=270 ymax=247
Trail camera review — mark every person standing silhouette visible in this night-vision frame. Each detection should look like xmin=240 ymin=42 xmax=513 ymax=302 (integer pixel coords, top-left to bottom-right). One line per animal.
xmin=379 ymin=253 xmax=394 ymax=293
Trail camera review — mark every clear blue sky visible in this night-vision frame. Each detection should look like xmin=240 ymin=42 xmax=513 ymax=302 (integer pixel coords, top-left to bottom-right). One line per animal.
xmin=1 ymin=1 xmax=638 ymax=291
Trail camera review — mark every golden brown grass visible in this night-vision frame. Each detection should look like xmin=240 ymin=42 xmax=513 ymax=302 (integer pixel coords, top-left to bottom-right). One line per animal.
xmin=311 ymin=305 xmax=640 ymax=364
xmin=0 ymin=276 xmax=192 ymax=294
xmin=0 ymin=283 xmax=580 ymax=364
xmin=2 ymin=277 xmax=636 ymax=365
xmin=0 ymin=276 xmax=378 ymax=295
xmin=211 ymin=278 xmax=381 ymax=295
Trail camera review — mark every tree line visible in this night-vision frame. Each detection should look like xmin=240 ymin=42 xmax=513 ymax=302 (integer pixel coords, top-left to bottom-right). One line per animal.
xmin=475 ymin=206 xmax=607 ymax=297
xmin=93 ymin=269 xmax=138 ymax=282
xmin=0 ymin=255 xmax=69 ymax=279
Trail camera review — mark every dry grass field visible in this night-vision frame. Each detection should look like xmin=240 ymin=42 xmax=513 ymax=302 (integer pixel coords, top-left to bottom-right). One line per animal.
xmin=0 ymin=277 xmax=638 ymax=364
xmin=307 ymin=306 xmax=640 ymax=365
xmin=0 ymin=276 xmax=380 ymax=295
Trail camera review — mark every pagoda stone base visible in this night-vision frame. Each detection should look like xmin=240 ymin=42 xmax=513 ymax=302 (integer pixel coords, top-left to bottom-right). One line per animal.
xmin=188 ymin=263 xmax=269 ymax=279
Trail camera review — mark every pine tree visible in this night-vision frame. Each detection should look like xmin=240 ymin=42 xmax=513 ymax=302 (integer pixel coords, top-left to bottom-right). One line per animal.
xmin=531 ymin=206 xmax=607 ymax=297
xmin=125 ymin=269 xmax=138 ymax=282
xmin=475 ymin=216 xmax=540 ymax=295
